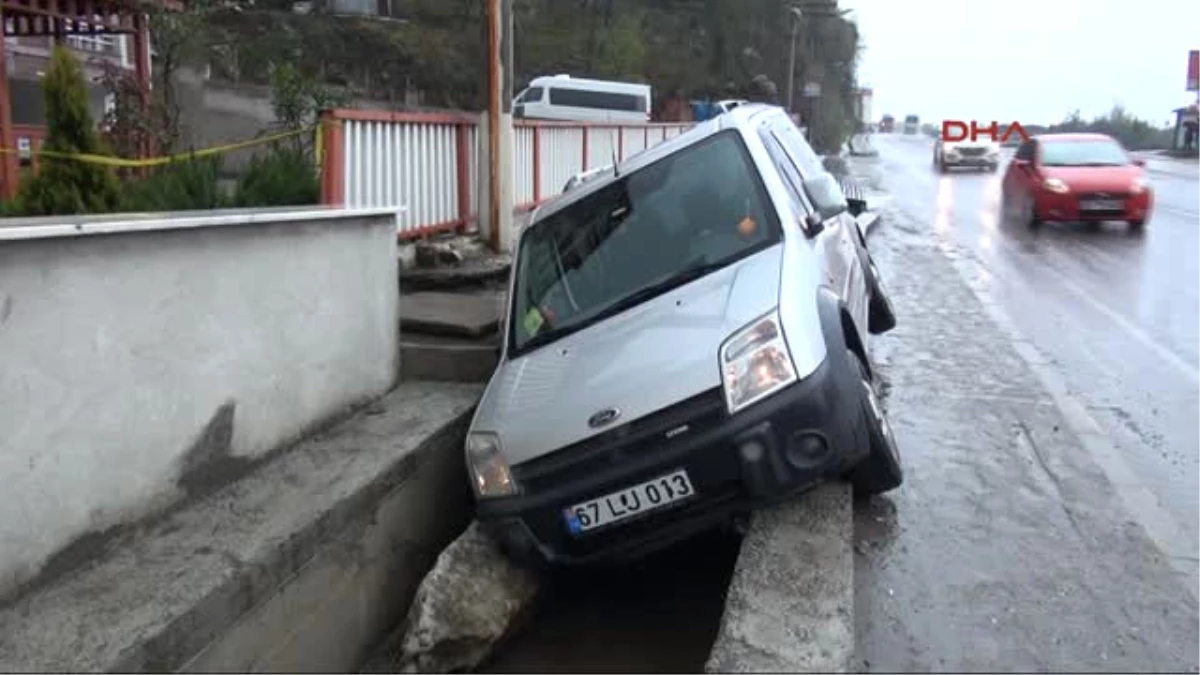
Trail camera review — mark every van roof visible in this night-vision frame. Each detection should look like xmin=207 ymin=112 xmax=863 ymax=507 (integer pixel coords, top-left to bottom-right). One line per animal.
xmin=526 ymin=103 xmax=782 ymax=227
xmin=527 ymin=75 xmax=650 ymax=91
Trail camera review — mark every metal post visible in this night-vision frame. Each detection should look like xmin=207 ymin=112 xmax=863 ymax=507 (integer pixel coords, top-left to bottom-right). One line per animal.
xmin=484 ymin=0 xmax=514 ymax=252
xmin=0 ymin=7 xmax=17 ymax=200
xmin=785 ymin=6 xmax=802 ymax=113
xmin=486 ymin=0 xmax=501 ymax=250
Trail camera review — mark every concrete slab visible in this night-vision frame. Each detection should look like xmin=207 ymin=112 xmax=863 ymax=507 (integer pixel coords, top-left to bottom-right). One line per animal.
xmin=0 ymin=381 xmax=483 ymax=674
xmin=401 ymin=333 xmax=501 ymax=384
xmin=705 ymin=483 xmax=854 ymax=674
xmin=401 ymin=291 xmax=504 ymax=339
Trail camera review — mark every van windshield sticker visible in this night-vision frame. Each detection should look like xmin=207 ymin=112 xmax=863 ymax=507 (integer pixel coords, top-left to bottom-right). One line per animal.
xmin=522 ymin=307 xmax=546 ymax=336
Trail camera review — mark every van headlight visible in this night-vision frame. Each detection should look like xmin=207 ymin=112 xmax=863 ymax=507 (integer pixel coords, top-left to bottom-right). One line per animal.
xmin=1131 ymin=177 xmax=1150 ymax=194
xmin=466 ymin=432 xmax=518 ymax=498
xmin=720 ymin=310 xmax=798 ymax=414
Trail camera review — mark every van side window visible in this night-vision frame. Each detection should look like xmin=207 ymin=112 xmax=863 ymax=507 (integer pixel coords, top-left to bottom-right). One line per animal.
xmin=758 ymin=128 xmax=814 ymax=218
xmin=519 ymin=87 xmax=544 ymax=103
xmin=548 ymin=88 xmax=647 ymax=113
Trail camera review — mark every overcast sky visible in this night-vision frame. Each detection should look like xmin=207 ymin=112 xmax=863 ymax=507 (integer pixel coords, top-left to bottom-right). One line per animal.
xmin=841 ymin=0 xmax=1200 ymax=127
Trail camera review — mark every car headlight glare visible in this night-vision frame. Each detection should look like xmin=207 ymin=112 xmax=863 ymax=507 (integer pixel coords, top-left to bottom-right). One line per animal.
xmin=720 ymin=310 xmax=798 ymax=414
xmin=1043 ymin=178 xmax=1070 ymax=194
xmin=1131 ymin=177 xmax=1150 ymax=194
xmin=466 ymin=432 xmax=518 ymax=498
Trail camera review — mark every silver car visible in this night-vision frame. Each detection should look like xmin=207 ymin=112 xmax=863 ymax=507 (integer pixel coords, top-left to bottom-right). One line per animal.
xmin=466 ymin=104 xmax=902 ymax=567
xmin=934 ymin=137 xmax=1001 ymax=172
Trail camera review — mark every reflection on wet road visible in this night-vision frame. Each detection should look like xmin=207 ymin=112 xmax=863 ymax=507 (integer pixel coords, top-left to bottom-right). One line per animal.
xmin=870 ymin=135 xmax=1198 ymax=550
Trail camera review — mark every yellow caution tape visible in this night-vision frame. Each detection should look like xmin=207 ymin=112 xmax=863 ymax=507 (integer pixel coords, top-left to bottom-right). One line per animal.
xmin=0 ymin=123 xmax=329 ymax=169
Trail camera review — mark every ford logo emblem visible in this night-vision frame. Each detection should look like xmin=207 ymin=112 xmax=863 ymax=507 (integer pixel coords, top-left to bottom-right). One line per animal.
xmin=588 ymin=407 xmax=621 ymax=428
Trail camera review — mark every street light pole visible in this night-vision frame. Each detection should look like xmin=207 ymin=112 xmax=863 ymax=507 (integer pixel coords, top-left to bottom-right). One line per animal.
xmin=484 ymin=0 xmax=514 ymax=252
xmin=785 ymin=6 xmax=802 ymax=114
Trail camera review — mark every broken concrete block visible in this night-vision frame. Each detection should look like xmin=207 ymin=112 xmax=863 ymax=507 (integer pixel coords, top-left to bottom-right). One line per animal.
xmin=414 ymin=241 xmax=465 ymax=269
xmin=394 ymin=521 xmax=540 ymax=673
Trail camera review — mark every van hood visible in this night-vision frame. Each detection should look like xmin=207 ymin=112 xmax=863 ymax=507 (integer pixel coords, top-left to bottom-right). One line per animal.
xmin=473 ymin=245 xmax=784 ymax=467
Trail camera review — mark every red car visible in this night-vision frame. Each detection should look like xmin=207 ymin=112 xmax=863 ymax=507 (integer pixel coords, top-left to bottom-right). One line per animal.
xmin=1000 ymin=133 xmax=1153 ymax=230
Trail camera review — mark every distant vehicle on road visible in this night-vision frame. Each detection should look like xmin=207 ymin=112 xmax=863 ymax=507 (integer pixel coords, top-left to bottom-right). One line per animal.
xmin=1000 ymin=133 xmax=1153 ymax=231
xmin=902 ymin=114 xmax=919 ymax=135
xmin=933 ymin=135 xmax=1000 ymax=173
xmin=514 ymin=75 xmax=651 ymax=123
xmin=468 ymin=104 xmax=902 ymax=568
xmin=879 ymin=114 xmax=895 ymax=133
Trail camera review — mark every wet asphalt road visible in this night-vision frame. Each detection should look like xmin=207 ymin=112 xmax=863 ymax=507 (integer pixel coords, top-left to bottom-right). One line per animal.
xmin=853 ymin=135 xmax=1199 ymax=672
xmin=869 ymin=134 xmax=1199 ymax=552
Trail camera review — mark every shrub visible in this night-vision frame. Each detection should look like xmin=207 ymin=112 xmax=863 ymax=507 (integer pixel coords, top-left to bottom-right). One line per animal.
xmin=15 ymin=46 xmax=120 ymax=216
xmin=122 ymin=155 xmax=226 ymax=212
xmin=232 ymin=146 xmax=320 ymax=208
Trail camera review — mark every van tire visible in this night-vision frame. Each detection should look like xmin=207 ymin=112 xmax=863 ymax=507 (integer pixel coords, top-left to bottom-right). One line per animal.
xmin=864 ymin=254 xmax=897 ymax=334
xmin=847 ymin=350 xmax=903 ymax=497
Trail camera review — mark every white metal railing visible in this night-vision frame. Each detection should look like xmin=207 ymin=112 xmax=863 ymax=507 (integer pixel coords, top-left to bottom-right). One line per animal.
xmin=323 ymin=110 xmax=692 ymax=239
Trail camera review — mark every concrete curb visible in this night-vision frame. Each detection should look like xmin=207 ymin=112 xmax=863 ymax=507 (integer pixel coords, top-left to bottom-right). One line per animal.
xmin=705 ymin=483 xmax=854 ymax=673
xmin=0 ymin=381 xmax=484 ymax=673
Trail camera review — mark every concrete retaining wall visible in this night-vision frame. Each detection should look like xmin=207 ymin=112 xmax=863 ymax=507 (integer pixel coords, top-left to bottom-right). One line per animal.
xmin=0 ymin=207 xmax=401 ymax=601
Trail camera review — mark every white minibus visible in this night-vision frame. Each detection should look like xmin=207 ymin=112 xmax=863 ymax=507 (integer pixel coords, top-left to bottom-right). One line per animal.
xmin=514 ymin=75 xmax=651 ymax=123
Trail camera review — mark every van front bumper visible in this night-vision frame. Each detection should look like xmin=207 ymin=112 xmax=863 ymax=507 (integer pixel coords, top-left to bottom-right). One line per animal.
xmin=474 ymin=350 xmax=867 ymax=568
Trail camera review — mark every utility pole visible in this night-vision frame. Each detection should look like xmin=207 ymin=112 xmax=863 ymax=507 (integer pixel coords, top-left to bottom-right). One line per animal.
xmin=785 ymin=6 xmax=802 ymax=114
xmin=484 ymin=0 xmax=514 ymax=252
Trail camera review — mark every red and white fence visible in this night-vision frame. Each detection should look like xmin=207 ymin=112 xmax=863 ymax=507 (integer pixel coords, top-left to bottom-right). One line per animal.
xmin=318 ymin=109 xmax=692 ymax=240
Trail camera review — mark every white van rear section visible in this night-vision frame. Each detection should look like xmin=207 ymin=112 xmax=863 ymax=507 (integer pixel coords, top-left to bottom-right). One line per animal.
xmin=514 ymin=75 xmax=652 ymax=124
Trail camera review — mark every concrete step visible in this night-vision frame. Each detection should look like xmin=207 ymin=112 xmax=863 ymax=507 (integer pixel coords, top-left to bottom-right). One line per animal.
xmin=401 ymin=333 xmax=501 ymax=384
xmin=0 ymin=382 xmax=484 ymax=674
xmin=400 ymin=290 xmax=505 ymax=340
xmin=399 ymin=257 xmax=511 ymax=293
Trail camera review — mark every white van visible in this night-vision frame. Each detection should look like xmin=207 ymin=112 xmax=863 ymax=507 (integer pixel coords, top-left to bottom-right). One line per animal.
xmin=514 ymin=75 xmax=651 ymax=124
xmin=467 ymin=104 xmax=902 ymax=568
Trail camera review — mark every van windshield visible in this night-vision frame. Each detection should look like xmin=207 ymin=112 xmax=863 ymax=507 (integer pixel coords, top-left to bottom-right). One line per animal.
xmin=508 ymin=130 xmax=781 ymax=357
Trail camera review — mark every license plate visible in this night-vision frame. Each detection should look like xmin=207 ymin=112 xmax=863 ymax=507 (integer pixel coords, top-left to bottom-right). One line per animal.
xmin=563 ymin=469 xmax=695 ymax=535
xmin=1081 ymin=199 xmax=1122 ymax=210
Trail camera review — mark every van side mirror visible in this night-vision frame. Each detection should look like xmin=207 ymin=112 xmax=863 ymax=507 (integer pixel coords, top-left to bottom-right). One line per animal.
xmin=803 ymin=173 xmax=849 ymax=222
xmin=1132 ymin=158 xmax=1146 ymax=168
xmin=803 ymin=213 xmax=825 ymax=237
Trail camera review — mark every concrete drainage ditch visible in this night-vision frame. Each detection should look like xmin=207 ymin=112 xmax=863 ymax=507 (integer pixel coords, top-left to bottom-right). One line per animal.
xmin=366 ymin=482 xmax=854 ymax=675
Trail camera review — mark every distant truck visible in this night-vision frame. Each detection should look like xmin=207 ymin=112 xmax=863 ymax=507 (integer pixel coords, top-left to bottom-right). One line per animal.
xmin=880 ymin=114 xmax=895 ymax=133
xmin=903 ymin=114 xmax=920 ymax=134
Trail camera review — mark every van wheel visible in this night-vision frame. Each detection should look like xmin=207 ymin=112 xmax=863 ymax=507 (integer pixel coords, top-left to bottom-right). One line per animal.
xmin=864 ymin=254 xmax=897 ymax=334
xmin=847 ymin=350 xmax=903 ymax=497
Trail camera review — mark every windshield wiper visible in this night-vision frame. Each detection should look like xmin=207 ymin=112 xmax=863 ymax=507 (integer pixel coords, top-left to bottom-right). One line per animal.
xmin=511 ymin=257 xmax=729 ymax=356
